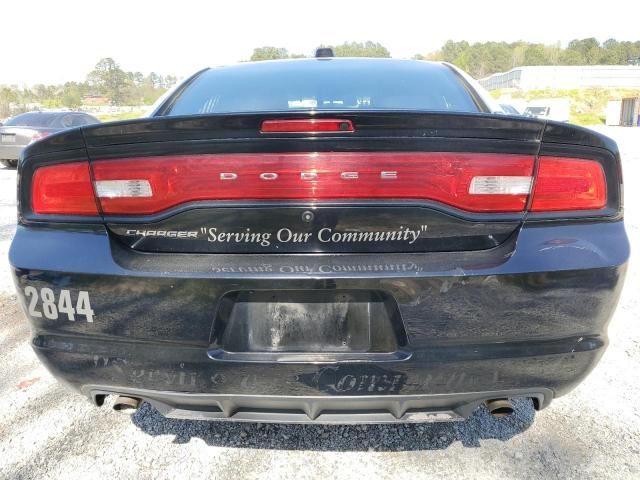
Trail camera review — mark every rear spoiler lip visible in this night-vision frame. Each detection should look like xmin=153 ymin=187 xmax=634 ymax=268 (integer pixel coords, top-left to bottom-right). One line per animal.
xmin=22 ymin=113 xmax=617 ymax=158
xmin=77 ymin=110 xmax=547 ymax=148
xmin=21 ymin=127 xmax=85 ymax=159
xmin=542 ymin=120 xmax=619 ymax=153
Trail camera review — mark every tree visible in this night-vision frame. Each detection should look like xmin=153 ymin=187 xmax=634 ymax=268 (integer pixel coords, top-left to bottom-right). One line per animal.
xmin=560 ymin=48 xmax=584 ymax=65
xmin=147 ymin=72 xmax=161 ymax=88
xmin=250 ymin=47 xmax=290 ymax=61
xmin=128 ymin=71 xmax=145 ymax=86
xmin=0 ymin=58 xmax=176 ymax=116
xmin=87 ymin=58 xmax=129 ymax=105
xmin=544 ymin=43 xmax=563 ymax=65
xmin=319 ymin=41 xmax=391 ymax=58
xmin=511 ymin=43 xmax=527 ymax=68
xmin=0 ymin=87 xmax=19 ymax=117
xmin=163 ymin=75 xmax=178 ymax=88
xmin=523 ymin=44 xmax=549 ymax=66
xmin=33 ymin=84 xmax=56 ymax=102
xmin=416 ymin=38 xmax=640 ymax=78
xmin=60 ymin=82 xmax=85 ymax=108
xmin=567 ymin=38 xmax=601 ymax=64
xmin=431 ymin=40 xmax=472 ymax=71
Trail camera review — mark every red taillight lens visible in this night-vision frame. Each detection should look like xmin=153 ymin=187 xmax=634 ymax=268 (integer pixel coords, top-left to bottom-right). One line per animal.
xmin=261 ymin=119 xmax=354 ymax=133
xmin=531 ymin=157 xmax=607 ymax=211
xmin=31 ymin=162 xmax=98 ymax=215
xmin=92 ymin=153 xmax=534 ymax=215
xmin=29 ymin=154 xmax=608 ymax=217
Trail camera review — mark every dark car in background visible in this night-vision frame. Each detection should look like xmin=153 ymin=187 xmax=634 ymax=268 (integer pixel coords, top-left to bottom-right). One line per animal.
xmin=0 ymin=111 xmax=99 ymax=168
xmin=10 ymin=56 xmax=628 ymax=424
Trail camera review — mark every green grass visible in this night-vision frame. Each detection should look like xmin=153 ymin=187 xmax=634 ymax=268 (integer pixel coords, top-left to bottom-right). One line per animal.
xmin=94 ymin=111 xmax=145 ymax=123
xmin=570 ymin=112 xmax=606 ymax=126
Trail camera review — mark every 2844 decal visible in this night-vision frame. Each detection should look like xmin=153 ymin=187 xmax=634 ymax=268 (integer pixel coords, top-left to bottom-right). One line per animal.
xmin=24 ymin=287 xmax=95 ymax=322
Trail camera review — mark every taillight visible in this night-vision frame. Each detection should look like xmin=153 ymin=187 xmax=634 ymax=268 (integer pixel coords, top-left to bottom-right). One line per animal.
xmin=91 ymin=153 xmax=535 ymax=215
xmin=531 ymin=157 xmax=607 ymax=211
xmin=28 ymin=153 xmax=609 ymax=217
xmin=31 ymin=162 xmax=98 ymax=215
xmin=261 ymin=119 xmax=354 ymax=133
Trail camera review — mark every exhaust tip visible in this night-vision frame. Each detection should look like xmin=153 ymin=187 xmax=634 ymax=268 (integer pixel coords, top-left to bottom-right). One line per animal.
xmin=485 ymin=398 xmax=514 ymax=417
xmin=112 ymin=396 xmax=141 ymax=412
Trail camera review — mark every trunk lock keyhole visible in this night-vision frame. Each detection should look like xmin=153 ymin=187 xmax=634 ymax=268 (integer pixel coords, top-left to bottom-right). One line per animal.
xmin=301 ymin=210 xmax=314 ymax=223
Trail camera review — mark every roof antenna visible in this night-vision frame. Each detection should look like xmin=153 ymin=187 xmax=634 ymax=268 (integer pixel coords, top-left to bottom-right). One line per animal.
xmin=315 ymin=47 xmax=334 ymax=58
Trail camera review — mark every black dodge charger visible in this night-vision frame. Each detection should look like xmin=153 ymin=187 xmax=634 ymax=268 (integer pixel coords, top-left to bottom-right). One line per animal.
xmin=9 ymin=54 xmax=629 ymax=423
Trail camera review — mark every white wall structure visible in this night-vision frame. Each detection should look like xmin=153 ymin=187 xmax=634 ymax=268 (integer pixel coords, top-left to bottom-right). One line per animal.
xmin=479 ymin=66 xmax=640 ymax=91
xmin=606 ymin=100 xmax=623 ymax=125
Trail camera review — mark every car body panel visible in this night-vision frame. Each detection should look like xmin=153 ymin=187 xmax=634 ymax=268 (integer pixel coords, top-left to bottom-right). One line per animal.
xmin=10 ymin=220 xmax=628 ymax=420
xmin=9 ymin=59 xmax=629 ymax=423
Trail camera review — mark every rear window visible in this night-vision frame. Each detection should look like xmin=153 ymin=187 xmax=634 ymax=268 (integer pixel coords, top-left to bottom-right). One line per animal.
xmin=5 ymin=113 xmax=58 ymax=127
xmin=164 ymin=59 xmax=480 ymax=116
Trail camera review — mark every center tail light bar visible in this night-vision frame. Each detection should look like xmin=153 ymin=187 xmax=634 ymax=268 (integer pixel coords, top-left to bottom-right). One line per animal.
xmin=29 ymin=152 xmax=607 ymax=216
xmin=260 ymin=119 xmax=354 ymax=133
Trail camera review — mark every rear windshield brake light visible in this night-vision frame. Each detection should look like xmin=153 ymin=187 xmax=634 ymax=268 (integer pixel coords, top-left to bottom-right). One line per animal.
xmin=261 ymin=119 xmax=354 ymax=133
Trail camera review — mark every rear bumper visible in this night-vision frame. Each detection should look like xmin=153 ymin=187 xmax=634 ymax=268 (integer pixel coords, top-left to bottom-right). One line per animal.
xmin=0 ymin=144 xmax=22 ymax=160
xmin=85 ymin=386 xmax=553 ymax=424
xmin=10 ymin=220 xmax=629 ymax=423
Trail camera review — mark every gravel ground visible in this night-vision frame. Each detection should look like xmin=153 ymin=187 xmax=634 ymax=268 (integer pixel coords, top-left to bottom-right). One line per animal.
xmin=0 ymin=126 xmax=638 ymax=479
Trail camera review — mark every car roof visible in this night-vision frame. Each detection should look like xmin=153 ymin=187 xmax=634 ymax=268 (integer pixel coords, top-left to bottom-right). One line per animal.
xmin=205 ymin=57 xmax=446 ymax=73
xmin=13 ymin=111 xmax=79 ymax=118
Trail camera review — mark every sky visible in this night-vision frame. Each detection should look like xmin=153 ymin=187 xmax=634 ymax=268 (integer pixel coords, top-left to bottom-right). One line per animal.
xmin=1 ymin=0 xmax=638 ymax=85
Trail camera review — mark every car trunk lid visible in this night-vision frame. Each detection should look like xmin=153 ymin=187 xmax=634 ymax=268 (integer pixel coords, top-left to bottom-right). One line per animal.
xmin=37 ymin=112 xmax=548 ymax=253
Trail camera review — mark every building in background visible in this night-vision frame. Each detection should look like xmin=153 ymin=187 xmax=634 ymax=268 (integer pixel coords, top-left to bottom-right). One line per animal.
xmin=81 ymin=95 xmax=110 ymax=106
xmin=480 ymin=66 xmax=640 ymax=91
xmin=607 ymin=98 xmax=640 ymax=126
xmin=606 ymin=100 xmax=623 ymax=125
